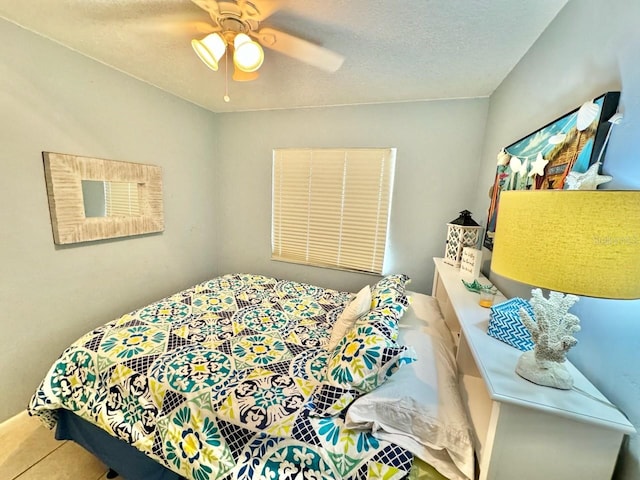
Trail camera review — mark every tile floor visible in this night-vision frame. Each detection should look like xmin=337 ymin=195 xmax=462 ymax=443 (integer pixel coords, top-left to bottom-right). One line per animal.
xmin=0 ymin=411 xmax=112 ymax=480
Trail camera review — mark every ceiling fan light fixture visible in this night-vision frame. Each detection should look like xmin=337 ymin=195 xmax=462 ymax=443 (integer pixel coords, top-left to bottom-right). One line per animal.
xmin=192 ymin=33 xmax=227 ymax=71
xmin=233 ymin=33 xmax=264 ymax=72
xmin=232 ymin=63 xmax=260 ymax=82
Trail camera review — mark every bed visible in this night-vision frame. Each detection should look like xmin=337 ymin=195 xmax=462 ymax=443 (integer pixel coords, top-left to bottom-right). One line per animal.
xmin=28 ymin=273 xmax=474 ymax=480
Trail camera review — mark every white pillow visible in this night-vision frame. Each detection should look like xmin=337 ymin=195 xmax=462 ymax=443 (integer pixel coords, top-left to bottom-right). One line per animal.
xmin=400 ymin=292 xmax=453 ymax=345
xmin=344 ymin=294 xmax=474 ymax=480
xmin=326 ymin=285 xmax=371 ymax=350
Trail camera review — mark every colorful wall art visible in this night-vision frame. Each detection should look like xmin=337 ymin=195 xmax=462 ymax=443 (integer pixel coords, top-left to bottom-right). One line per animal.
xmin=484 ymin=91 xmax=620 ymax=250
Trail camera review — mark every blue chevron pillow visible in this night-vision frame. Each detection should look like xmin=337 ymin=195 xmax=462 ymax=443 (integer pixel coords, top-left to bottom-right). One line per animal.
xmin=488 ymin=298 xmax=535 ymax=351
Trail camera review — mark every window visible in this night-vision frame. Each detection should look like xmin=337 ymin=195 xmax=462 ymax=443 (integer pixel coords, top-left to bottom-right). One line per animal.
xmin=272 ymin=148 xmax=396 ymax=274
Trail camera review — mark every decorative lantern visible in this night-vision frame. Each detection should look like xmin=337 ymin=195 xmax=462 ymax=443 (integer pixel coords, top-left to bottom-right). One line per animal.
xmin=444 ymin=210 xmax=482 ymax=267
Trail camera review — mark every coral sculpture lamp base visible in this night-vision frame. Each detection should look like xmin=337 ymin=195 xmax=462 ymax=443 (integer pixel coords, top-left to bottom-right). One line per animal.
xmin=515 ymin=350 xmax=574 ymax=390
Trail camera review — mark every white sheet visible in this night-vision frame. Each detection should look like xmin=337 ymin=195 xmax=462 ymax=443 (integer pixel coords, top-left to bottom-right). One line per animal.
xmin=345 ymin=292 xmax=474 ymax=480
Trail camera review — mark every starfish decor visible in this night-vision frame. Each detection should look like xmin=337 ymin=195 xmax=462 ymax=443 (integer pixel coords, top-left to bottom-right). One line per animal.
xmin=528 ymin=152 xmax=549 ymax=177
xmin=565 ymin=161 xmax=612 ymax=190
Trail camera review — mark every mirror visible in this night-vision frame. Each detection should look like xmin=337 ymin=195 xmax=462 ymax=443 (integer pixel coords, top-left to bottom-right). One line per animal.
xmin=43 ymin=152 xmax=163 ymax=244
xmin=81 ymin=180 xmax=142 ymax=218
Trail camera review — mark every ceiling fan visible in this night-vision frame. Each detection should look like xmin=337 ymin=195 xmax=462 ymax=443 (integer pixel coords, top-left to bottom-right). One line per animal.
xmin=189 ymin=0 xmax=345 ymax=83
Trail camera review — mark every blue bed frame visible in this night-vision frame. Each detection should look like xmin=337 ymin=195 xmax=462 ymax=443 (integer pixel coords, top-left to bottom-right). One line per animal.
xmin=55 ymin=409 xmax=181 ymax=480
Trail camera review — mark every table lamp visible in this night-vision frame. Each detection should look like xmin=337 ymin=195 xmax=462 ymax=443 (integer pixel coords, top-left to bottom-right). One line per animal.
xmin=491 ymin=190 xmax=640 ymax=389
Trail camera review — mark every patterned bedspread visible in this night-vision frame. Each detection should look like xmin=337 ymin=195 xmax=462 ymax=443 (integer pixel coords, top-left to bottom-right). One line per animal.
xmin=29 ymin=274 xmax=415 ymax=480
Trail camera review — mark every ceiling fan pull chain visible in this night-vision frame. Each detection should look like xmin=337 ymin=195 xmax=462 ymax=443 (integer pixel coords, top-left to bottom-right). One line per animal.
xmin=224 ymin=49 xmax=231 ymax=102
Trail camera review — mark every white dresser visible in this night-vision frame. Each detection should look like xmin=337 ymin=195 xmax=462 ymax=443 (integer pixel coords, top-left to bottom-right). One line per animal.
xmin=431 ymin=257 xmax=635 ymax=480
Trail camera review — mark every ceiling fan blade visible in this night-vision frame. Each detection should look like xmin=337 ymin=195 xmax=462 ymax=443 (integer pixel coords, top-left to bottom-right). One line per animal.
xmin=239 ymin=0 xmax=281 ymax=21
xmin=254 ymin=27 xmax=344 ymax=73
xmin=190 ymin=0 xmax=219 ymax=16
xmin=140 ymin=20 xmax=216 ymax=37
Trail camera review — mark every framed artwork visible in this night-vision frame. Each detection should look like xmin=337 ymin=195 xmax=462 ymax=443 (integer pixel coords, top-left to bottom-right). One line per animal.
xmin=484 ymin=91 xmax=620 ymax=250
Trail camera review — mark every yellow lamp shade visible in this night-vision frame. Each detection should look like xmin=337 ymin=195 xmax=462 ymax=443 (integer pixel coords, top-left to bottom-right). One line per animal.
xmin=233 ymin=33 xmax=264 ymax=72
xmin=192 ymin=33 xmax=226 ymax=71
xmin=492 ymin=190 xmax=640 ymax=299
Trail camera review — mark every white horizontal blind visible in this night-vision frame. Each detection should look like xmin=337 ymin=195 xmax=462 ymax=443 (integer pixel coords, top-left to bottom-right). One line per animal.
xmin=105 ymin=181 xmax=141 ymax=217
xmin=272 ymin=148 xmax=396 ymax=274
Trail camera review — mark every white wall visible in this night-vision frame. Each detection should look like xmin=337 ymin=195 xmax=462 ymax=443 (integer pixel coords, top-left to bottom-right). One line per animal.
xmin=215 ymin=99 xmax=489 ymax=294
xmin=0 ymin=19 xmax=220 ymax=421
xmin=473 ymin=1 xmax=640 ymax=477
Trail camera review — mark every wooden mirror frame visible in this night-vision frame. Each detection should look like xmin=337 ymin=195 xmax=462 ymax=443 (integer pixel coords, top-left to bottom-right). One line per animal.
xmin=43 ymin=152 xmax=164 ymax=244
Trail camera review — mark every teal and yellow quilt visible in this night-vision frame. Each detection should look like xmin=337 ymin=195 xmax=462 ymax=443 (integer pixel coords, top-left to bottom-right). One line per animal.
xmin=29 ymin=274 xmax=415 ymax=480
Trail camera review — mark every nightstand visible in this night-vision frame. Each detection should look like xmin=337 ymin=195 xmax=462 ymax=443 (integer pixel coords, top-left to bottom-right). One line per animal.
xmin=432 ymin=257 xmax=635 ymax=480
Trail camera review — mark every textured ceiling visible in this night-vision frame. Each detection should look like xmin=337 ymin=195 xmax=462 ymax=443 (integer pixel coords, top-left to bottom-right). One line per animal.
xmin=0 ymin=0 xmax=568 ymax=113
